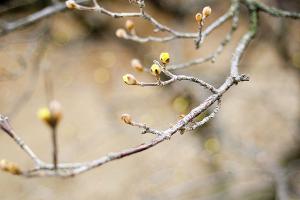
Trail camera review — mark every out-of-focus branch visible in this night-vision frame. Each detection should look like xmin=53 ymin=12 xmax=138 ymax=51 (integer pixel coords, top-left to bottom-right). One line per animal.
xmin=0 ymin=0 xmax=88 ymax=36
xmin=0 ymin=0 xmax=38 ymax=15
xmin=251 ymin=0 xmax=300 ymax=19
xmin=8 ymin=25 xmax=50 ymax=118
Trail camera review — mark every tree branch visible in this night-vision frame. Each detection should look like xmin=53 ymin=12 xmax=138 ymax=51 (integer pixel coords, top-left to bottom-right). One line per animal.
xmin=0 ymin=0 xmax=89 ymax=36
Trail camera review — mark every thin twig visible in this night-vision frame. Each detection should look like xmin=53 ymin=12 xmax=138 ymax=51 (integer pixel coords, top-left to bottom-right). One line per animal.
xmin=185 ymin=100 xmax=221 ymax=131
xmin=51 ymin=127 xmax=58 ymax=170
xmin=0 ymin=0 xmax=88 ymax=36
xmin=0 ymin=115 xmax=43 ymax=166
xmin=168 ymin=5 xmax=240 ymax=70
xmin=230 ymin=3 xmax=257 ymax=79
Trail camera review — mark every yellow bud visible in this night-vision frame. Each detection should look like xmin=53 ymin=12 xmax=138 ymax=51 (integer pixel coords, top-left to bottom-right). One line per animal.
xmin=115 ymin=28 xmax=127 ymax=38
xmin=37 ymin=107 xmax=51 ymax=123
xmin=202 ymin=6 xmax=212 ymax=18
xmin=160 ymin=52 xmax=170 ymax=64
xmin=150 ymin=64 xmax=161 ymax=76
xmin=195 ymin=13 xmax=202 ymax=23
xmin=125 ymin=20 xmax=135 ymax=32
xmin=131 ymin=59 xmax=144 ymax=72
xmin=65 ymin=0 xmax=77 ymax=9
xmin=121 ymin=114 xmax=132 ymax=124
xmin=0 ymin=159 xmax=22 ymax=175
xmin=122 ymin=74 xmax=137 ymax=85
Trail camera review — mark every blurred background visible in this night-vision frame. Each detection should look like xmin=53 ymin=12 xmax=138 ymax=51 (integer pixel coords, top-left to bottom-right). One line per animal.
xmin=0 ymin=0 xmax=299 ymax=199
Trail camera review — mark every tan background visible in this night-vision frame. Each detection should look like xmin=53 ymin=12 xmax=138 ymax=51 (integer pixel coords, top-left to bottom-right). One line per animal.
xmin=0 ymin=0 xmax=299 ymax=199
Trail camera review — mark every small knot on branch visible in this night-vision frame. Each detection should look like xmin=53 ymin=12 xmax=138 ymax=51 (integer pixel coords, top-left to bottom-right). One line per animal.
xmin=239 ymin=74 xmax=250 ymax=81
xmin=232 ymin=74 xmax=250 ymax=85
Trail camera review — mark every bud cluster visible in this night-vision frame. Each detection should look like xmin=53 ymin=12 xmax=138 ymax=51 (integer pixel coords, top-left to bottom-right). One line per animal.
xmin=122 ymin=52 xmax=171 ymax=85
xmin=195 ymin=6 xmax=212 ymax=25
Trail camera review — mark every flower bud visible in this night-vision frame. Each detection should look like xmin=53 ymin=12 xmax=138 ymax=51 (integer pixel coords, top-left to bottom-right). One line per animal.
xmin=150 ymin=64 xmax=161 ymax=76
xmin=121 ymin=114 xmax=132 ymax=124
xmin=37 ymin=107 xmax=51 ymax=124
xmin=160 ymin=52 xmax=170 ymax=64
xmin=195 ymin=13 xmax=202 ymax=23
xmin=131 ymin=59 xmax=144 ymax=72
xmin=202 ymin=6 xmax=212 ymax=18
xmin=122 ymin=74 xmax=137 ymax=85
xmin=0 ymin=159 xmax=22 ymax=175
xmin=65 ymin=0 xmax=77 ymax=9
xmin=37 ymin=100 xmax=62 ymax=128
xmin=125 ymin=20 xmax=135 ymax=32
xmin=115 ymin=28 xmax=127 ymax=38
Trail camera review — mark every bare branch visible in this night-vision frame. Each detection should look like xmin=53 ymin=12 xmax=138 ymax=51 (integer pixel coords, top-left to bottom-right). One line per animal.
xmin=252 ymin=0 xmax=300 ymax=19
xmin=137 ymin=74 xmax=218 ymax=94
xmin=230 ymin=4 xmax=258 ymax=79
xmin=0 ymin=115 xmax=43 ymax=166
